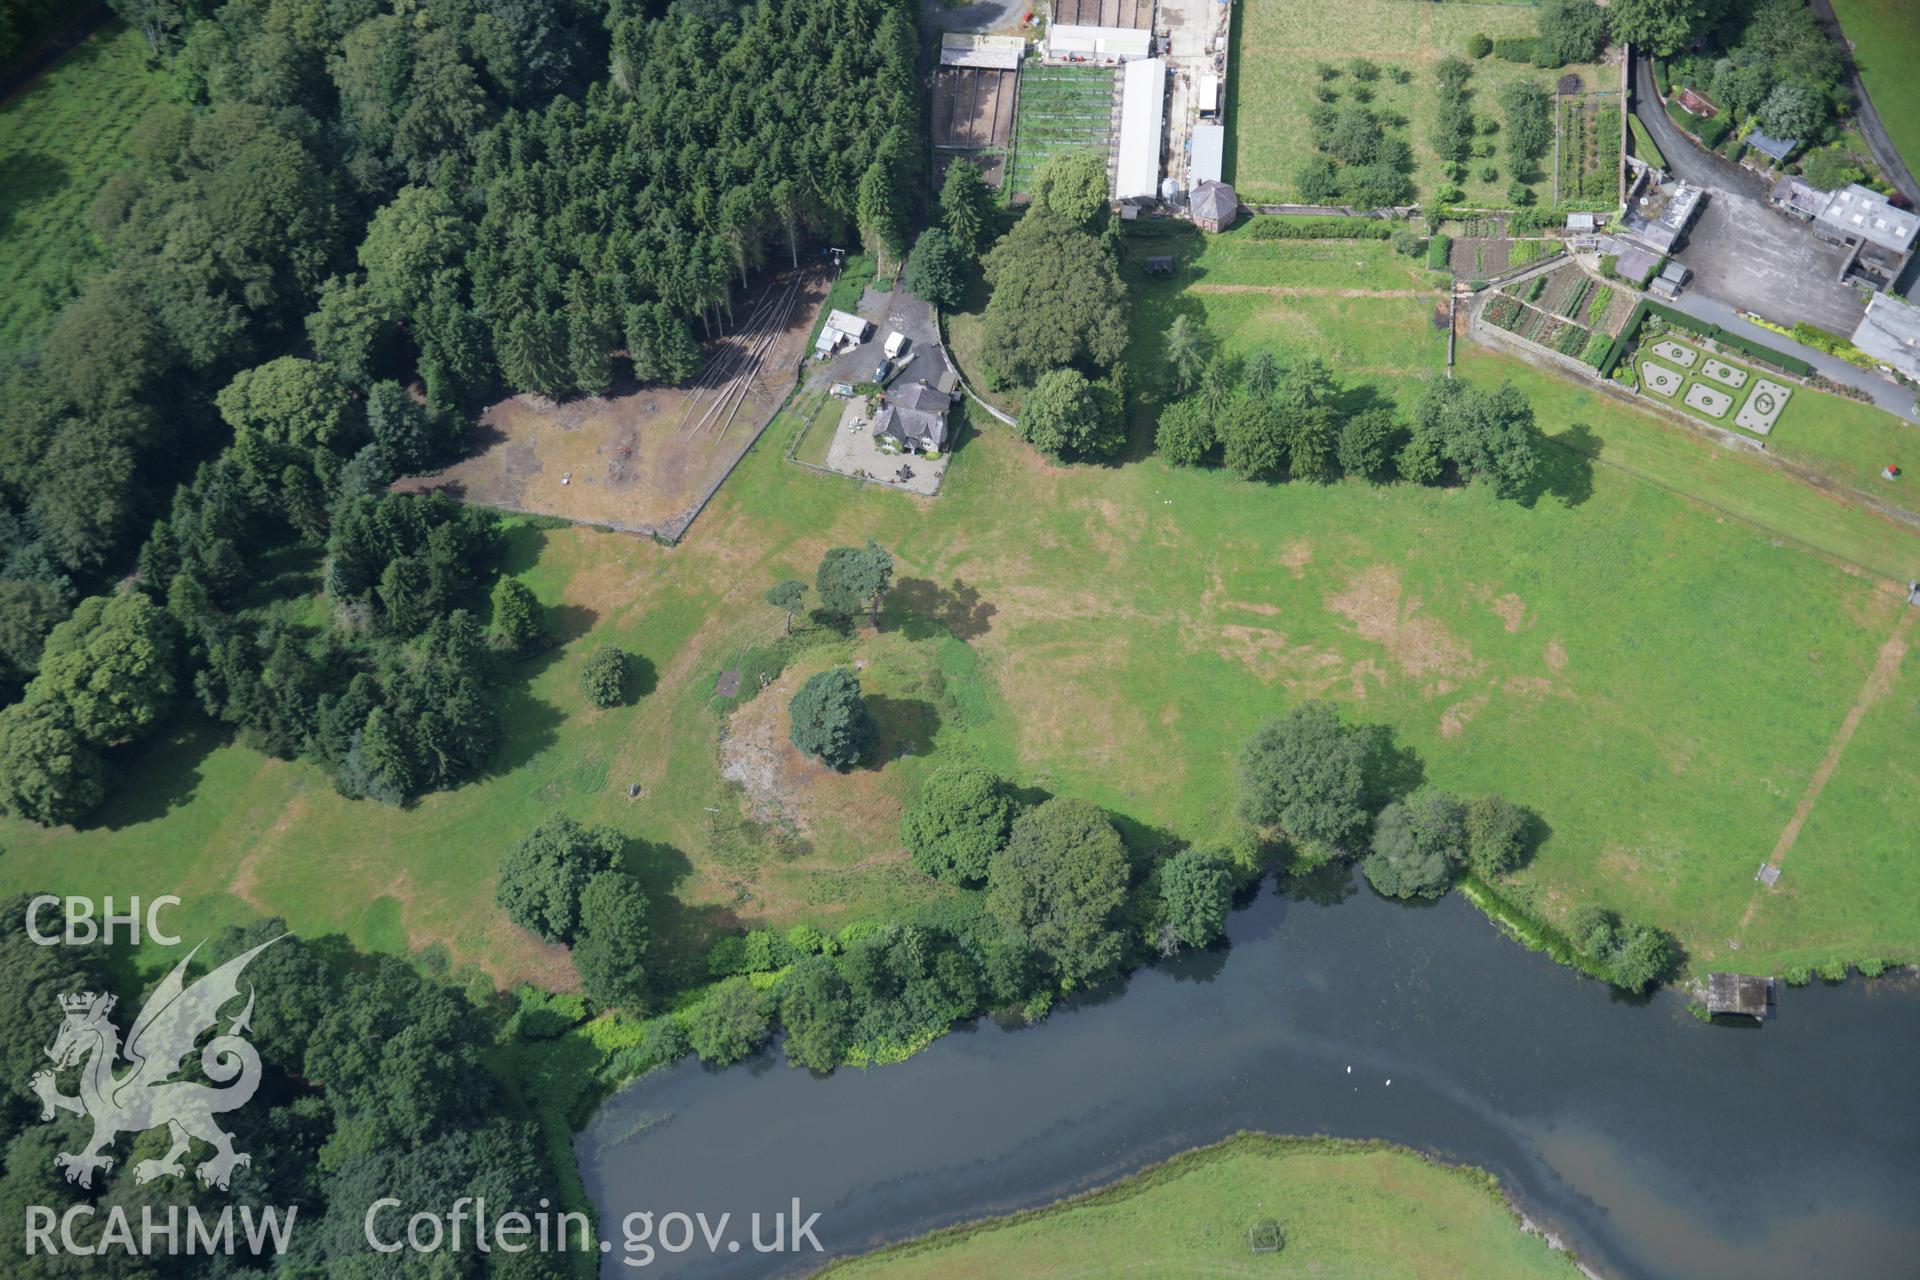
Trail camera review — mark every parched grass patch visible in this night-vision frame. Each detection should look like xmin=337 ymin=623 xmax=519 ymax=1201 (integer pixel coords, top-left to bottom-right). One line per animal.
xmin=6 ymin=226 xmax=1919 ymax=992
xmin=0 ymin=22 xmax=165 ymax=356
xmin=821 ymin=1135 xmax=1580 ymax=1278
xmin=1228 ymin=0 xmax=1601 ymax=206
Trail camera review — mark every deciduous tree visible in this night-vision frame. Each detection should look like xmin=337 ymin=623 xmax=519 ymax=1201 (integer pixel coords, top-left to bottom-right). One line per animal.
xmin=787 ymin=667 xmax=873 ymax=770
xmin=986 ymin=797 xmax=1131 ymax=989
xmin=902 ymin=762 xmax=1014 ymax=885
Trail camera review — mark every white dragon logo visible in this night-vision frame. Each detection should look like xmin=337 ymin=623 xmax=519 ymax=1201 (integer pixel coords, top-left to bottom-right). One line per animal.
xmin=30 ymin=936 xmax=281 ymax=1192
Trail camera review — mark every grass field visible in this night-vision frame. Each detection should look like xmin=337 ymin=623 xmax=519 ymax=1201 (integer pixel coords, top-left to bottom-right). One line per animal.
xmin=1831 ymin=0 xmax=1920 ymax=185
xmin=1008 ymin=63 xmax=1116 ymax=198
xmin=3 ymin=221 xmax=1917 ymax=991
xmin=822 ymin=1134 xmax=1578 ymax=1279
xmin=0 ymin=22 xmax=163 ymax=357
xmin=1227 ymin=0 xmax=1607 ymax=206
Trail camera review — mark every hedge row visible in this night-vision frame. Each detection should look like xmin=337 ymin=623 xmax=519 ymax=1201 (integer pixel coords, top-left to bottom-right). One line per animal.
xmin=1246 ymin=215 xmax=1393 ymax=240
xmin=1427 ymin=232 xmax=1452 ymax=271
xmin=1494 ymin=36 xmax=1551 ymax=67
xmin=1598 ymin=300 xmax=1815 ymax=379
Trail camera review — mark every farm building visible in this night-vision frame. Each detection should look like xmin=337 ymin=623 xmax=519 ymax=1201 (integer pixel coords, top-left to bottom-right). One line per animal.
xmin=1813 ymin=184 xmax=1918 ymax=292
xmin=1648 ymin=259 xmax=1691 ymax=299
xmin=1046 ymin=24 xmax=1152 ymax=63
xmin=939 ymin=34 xmax=1024 ymax=70
xmin=1619 ymin=176 xmax=1703 ymax=254
xmin=1850 ymin=291 xmax=1920 ymax=384
xmin=815 ymin=309 xmax=871 ymax=358
xmin=1743 ymin=127 xmax=1797 ymax=165
xmin=1190 ymin=180 xmax=1238 ymax=232
xmin=1769 ymin=176 xmax=1828 ymax=221
xmin=1051 ymin=0 xmax=1153 ymax=31
xmin=1190 ymin=122 xmax=1225 ymax=186
xmin=1704 ymin=973 xmax=1772 ymax=1020
xmin=1115 ymin=57 xmax=1167 ymax=200
xmin=1196 ymin=73 xmax=1219 ymax=118
xmin=873 ymin=381 xmax=951 ymax=454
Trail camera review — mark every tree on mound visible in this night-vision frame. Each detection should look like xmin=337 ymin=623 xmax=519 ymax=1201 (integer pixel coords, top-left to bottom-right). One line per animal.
xmin=765 ymin=579 xmax=807 ymax=634
xmin=901 ymin=761 xmax=1014 ymax=885
xmin=980 ymin=211 xmax=1128 ymax=385
xmin=816 ymin=541 xmax=893 ymax=626
xmin=496 ymin=815 xmax=623 ymax=943
xmin=788 ymin=667 xmax=874 ymax=770
xmin=987 ymin=797 xmax=1131 ymax=989
xmin=1362 ymin=786 xmax=1465 ymax=900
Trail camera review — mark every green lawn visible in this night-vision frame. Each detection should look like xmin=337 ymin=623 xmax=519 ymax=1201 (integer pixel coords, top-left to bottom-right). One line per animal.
xmin=1831 ymin=0 xmax=1920 ymax=184
xmin=4 ymin=223 xmax=1918 ymax=989
xmin=1227 ymin=0 xmax=1606 ymax=206
xmin=822 ymin=1135 xmax=1579 ymax=1279
xmin=1629 ymin=332 xmax=1920 ymax=521
xmin=0 ymin=22 xmax=163 ymax=357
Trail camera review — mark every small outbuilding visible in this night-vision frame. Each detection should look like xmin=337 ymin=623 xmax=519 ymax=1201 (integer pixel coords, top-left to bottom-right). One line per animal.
xmin=1744 ymin=128 xmax=1798 ymax=166
xmin=1190 ymin=180 xmax=1239 ymax=233
xmin=1705 ymin=973 xmax=1773 ymax=1020
xmin=1144 ymin=255 xmax=1175 ymax=274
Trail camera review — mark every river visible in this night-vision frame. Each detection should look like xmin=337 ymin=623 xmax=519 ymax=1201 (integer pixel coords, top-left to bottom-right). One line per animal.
xmin=576 ymin=877 xmax=1920 ymax=1279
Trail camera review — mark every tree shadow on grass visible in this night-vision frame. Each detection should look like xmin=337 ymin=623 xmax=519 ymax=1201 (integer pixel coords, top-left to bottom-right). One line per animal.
xmin=496 ymin=524 xmax=549 ymax=578
xmin=864 ymin=694 xmax=940 ymax=766
xmin=88 ymin=714 xmax=225 ymax=832
xmin=1522 ymin=421 xmax=1599 ymax=509
xmin=620 ymin=837 xmax=741 ymax=997
xmin=1364 ymin=726 xmax=1427 ymax=807
xmin=0 ymin=152 xmax=69 ymax=241
xmin=887 ymin=576 xmax=997 ymax=641
xmin=489 ymin=665 xmax=568 ymax=777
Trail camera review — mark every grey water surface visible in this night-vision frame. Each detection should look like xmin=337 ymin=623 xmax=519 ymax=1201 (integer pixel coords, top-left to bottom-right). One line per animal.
xmin=577 ymin=878 xmax=1920 ymax=1279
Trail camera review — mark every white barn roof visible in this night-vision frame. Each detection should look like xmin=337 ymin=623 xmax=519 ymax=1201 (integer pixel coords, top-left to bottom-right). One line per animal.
xmin=1115 ymin=57 xmax=1165 ymax=200
xmin=1851 ymin=291 xmax=1920 ymax=382
xmin=1046 ymin=24 xmax=1152 ymax=61
xmin=1816 ymin=184 xmax=1919 ymax=253
xmin=1190 ymin=123 xmax=1225 ymax=185
xmin=940 ymin=34 xmax=1024 ymax=69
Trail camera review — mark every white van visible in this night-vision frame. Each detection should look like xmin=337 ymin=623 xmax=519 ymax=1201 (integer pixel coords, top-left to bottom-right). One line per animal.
xmin=883 ymin=331 xmax=909 ymax=359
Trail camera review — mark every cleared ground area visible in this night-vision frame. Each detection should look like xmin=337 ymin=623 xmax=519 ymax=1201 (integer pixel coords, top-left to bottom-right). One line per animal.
xmin=933 ymin=65 xmax=1016 ymax=188
xmin=399 ymin=271 xmax=826 ymax=541
xmin=1672 ymin=191 xmax=1866 ymax=336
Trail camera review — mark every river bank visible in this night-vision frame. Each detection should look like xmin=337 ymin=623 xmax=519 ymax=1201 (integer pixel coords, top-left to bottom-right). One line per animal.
xmin=817 ymin=1133 xmax=1584 ymax=1278
xmin=577 ymin=878 xmax=1920 ymax=1280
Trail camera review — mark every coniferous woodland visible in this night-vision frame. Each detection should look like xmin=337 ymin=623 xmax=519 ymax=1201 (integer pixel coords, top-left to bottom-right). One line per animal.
xmin=0 ymin=0 xmax=921 ymax=824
